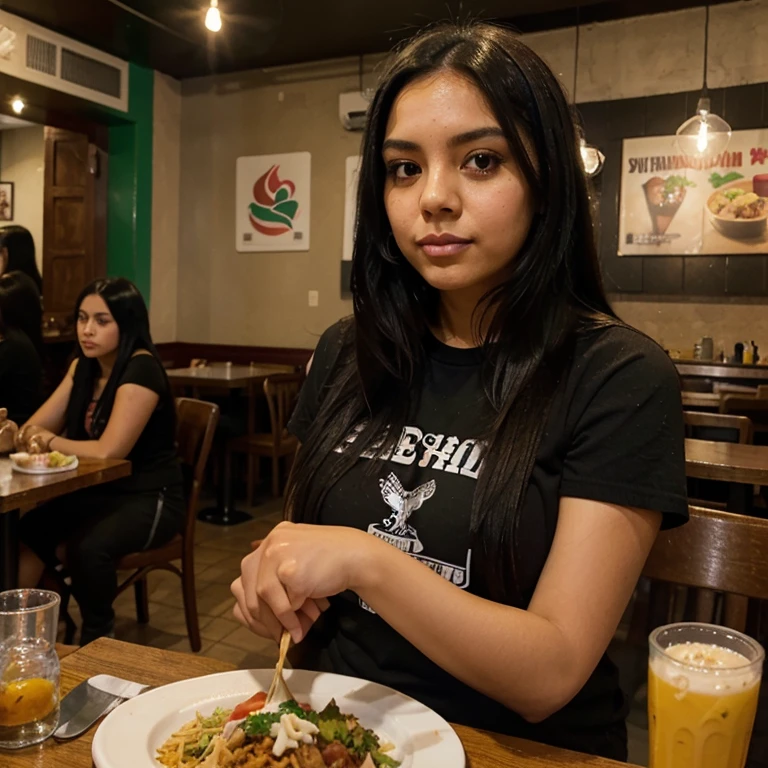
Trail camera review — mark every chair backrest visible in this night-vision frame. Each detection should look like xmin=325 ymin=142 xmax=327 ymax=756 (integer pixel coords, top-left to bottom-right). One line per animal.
xmin=175 ymin=398 xmax=220 ymax=545
xmin=262 ymin=373 xmax=303 ymax=449
xmin=713 ymin=383 xmax=757 ymax=396
xmin=683 ymin=411 xmax=753 ymax=444
xmin=643 ymin=506 xmax=768 ymax=630
xmin=720 ymin=395 xmax=768 ymax=429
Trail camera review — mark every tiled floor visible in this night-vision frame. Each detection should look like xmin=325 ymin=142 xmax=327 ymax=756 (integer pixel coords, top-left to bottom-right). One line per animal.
xmin=63 ymin=494 xmax=655 ymax=765
xmin=63 ymin=495 xmax=286 ymax=670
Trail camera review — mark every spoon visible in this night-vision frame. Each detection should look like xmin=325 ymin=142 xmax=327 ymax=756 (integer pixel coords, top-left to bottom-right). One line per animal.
xmin=265 ymin=629 xmax=295 ymax=705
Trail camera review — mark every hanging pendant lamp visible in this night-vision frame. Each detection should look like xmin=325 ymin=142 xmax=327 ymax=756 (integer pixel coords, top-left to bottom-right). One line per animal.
xmin=572 ymin=12 xmax=604 ymax=177
xmin=676 ymin=4 xmax=730 ymax=158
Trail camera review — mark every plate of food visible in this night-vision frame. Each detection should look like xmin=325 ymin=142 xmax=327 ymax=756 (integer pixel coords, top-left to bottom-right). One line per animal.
xmin=9 ymin=451 xmax=79 ymax=474
xmin=707 ymin=175 xmax=768 ymax=240
xmin=91 ymin=669 xmax=464 ymax=768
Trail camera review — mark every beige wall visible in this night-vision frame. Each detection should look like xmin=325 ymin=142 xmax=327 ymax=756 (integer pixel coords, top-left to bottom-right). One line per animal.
xmin=613 ymin=299 xmax=768 ymax=360
xmin=150 ymin=72 xmax=182 ymax=343
xmin=0 ymin=125 xmax=45 ymax=271
xmin=161 ymin=1 xmax=768 ymax=348
xmin=177 ymin=59 xmax=374 ymax=348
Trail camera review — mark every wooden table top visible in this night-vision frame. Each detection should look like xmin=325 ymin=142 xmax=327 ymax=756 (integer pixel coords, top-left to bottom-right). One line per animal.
xmin=166 ymin=365 xmax=280 ymax=388
xmin=676 ymin=361 xmax=768 ymax=381
xmin=0 ymin=458 xmax=131 ymax=514
xmin=682 ymin=391 xmax=721 ymax=409
xmin=685 ymin=437 xmax=768 ymax=485
xmin=4 ymin=637 xmax=630 ymax=768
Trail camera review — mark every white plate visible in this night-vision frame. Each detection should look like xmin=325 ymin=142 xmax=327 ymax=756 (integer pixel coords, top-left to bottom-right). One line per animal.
xmin=91 ymin=668 xmax=465 ymax=768
xmin=11 ymin=457 xmax=79 ymax=474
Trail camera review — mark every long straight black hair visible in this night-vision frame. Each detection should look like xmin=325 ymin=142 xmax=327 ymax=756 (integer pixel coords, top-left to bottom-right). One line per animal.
xmin=0 ymin=271 xmax=43 ymax=355
xmin=287 ymin=23 xmax=617 ymax=604
xmin=0 ymin=226 xmax=43 ymax=294
xmin=65 ymin=278 xmax=173 ymax=440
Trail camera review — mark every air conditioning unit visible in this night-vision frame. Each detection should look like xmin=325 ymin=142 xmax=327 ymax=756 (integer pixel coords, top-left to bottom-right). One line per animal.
xmin=0 ymin=9 xmax=129 ymax=113
xmin=339 ymin=91 xmax=370 ymax=131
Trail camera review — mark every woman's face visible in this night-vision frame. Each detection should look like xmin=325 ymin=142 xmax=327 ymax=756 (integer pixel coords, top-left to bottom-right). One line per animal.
xmin=383 ymin=70 xmax=535 ymax=302
xmin=77 ymin=294 xmax=120 ymax=359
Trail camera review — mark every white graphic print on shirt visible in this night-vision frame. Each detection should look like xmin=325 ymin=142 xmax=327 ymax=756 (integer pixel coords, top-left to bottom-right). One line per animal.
xmin=334 ymin=424 xmax=481 ymax=612
xmin=371 ymin=472 xmax=436 ymax=554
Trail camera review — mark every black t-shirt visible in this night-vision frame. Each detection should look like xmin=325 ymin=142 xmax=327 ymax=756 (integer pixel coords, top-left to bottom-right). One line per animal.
xmin=288 ymin=319 xmax=688 ymax=761
xmin=0 ymin=329 xmax=43 ymax=424
xmin=109 ymin=354 xmax=181 ymax=493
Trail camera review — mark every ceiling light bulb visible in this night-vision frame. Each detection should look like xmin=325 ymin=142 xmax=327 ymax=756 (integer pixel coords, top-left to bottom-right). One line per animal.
xmin=676 ymin=97 xmax=731 ymax=159
xmin=11 ymin=97 xmax=24 ymax=114
xmin=696 ymin=119 xmax=709 ymax=154
xmin=205 ymin=0 xmax=222 ymax=32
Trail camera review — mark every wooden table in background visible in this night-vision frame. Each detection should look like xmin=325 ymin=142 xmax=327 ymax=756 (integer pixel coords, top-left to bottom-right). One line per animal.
xmin=166 ymin=364 xmax=282 ymax=389
xmin=685 ymin=438 xmax=768 ymax=486
xmin=166 ymin=365 xmax=287 ymax=525
xmin=682 ymin=391 xmax=721 ymax=410
xmin=5 ymin=638 xmax=631 ymax=768
xmin=685 ymin=437 xmax=768 ymax=513
xmin=0 ymin=457 xmax=131 ymax=591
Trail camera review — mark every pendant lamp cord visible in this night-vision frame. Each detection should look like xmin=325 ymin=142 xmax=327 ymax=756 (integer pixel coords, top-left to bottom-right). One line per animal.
xmin=702 ymin=4 xmax=710 ymax=95
xmin=572 ymin=6 xmax=580 ymax=104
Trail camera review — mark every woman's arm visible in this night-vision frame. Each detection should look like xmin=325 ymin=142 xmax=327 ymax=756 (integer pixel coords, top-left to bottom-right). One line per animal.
xmin=48 ymin=383 xmax=160 ymax=459
xmin=233 ymin=498 xmax=660 ymax=723
xmin=20 ymin=360 xmax=77 ymax=434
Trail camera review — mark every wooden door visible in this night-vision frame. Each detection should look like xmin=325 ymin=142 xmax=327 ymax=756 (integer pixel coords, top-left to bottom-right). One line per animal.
xmin=42 ymin=127 xmax=107 ymax=334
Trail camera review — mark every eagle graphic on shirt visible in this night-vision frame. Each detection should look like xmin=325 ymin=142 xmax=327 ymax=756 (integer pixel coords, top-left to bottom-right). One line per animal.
xmin=360 ymin=470 xmax=472 ymax=613
xmin=367 ymin=472 xmax=435 ymax=554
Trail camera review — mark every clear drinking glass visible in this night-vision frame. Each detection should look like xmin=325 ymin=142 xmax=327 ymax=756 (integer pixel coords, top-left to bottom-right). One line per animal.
xmin=0 ymin=590 xmax=61 ymax=749
xmin=649 ymin=622 xmax=764 ymax=768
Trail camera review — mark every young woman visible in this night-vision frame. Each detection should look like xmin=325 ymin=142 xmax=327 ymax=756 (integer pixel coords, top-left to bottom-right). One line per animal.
xmin=17 ymin=277 xmax=184 ymax=644
xmin=232 ymin=23 xmax=689 ymax=761
xmin=0 ymin=271 xmax=43 ymax=424
xmin=0 ymin=226 xmax=43 ymax=294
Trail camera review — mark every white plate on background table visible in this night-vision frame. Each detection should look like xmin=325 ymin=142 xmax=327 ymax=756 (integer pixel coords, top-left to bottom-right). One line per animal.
xmin=10 ymin=456 xmax=79 ymax=474
xmin=91 ymin=668 xmax=465 ymax=768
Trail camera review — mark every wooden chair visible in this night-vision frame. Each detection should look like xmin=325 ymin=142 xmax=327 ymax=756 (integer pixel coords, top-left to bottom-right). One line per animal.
xmin=228 ymin=373 xmax=302 ymax=502
xmin=642 ymin=505 xmax=768 ymax=633
xmin=712 ymin=383 xmax=757 ymax=396
xmin=721 ymin=395 xmax=768 ymax=435
xmin=684 ymin=411 xmax=754 ymax=512
xmin=114 ymin=398 xmax=219 ymax=652
xmin=683 ymin=411 xmax=753 ymax=445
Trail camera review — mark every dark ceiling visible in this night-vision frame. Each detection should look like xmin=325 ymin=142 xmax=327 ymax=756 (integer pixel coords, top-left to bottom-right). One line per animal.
xmin=0 ymin=0 xmax=734 ymax=80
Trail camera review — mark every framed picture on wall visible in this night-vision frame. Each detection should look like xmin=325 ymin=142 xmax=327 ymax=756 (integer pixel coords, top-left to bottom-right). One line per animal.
xmin=235 ymin=152 xmax=311 ymax=252
xmin=0 ymin=182 xmax=13 ymax=222
xmin=619 ymin=129 xmax=768 ymax=256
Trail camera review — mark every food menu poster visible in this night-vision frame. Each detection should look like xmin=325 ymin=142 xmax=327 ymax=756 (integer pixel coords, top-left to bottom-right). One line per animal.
xmin=618 ymin=129 xmax=768 ymax=256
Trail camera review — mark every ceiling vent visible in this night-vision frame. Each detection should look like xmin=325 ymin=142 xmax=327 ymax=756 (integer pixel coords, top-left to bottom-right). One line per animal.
xmin=0 ymin=9 xmax=128 ymax=112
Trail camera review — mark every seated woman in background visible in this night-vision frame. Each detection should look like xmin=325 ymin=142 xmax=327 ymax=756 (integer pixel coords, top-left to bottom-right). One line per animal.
xmin=0 ymin=226 xmax=43 ymax=294
xmin=17 ymin=277 xmax=184 ymax=644
xmin=0 ymin=271 xmax=43 ymax=424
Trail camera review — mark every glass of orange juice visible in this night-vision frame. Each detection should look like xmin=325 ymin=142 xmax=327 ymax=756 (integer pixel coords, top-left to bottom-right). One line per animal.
xmin=649 ymin=622 xmax=764 ymax=768
xmin=0 ymin=589 xmax=61 ymax=749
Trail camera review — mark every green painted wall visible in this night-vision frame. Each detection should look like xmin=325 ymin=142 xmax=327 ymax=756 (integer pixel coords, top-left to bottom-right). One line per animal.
xmin=100 ymin=62 xmax=154 ymax=302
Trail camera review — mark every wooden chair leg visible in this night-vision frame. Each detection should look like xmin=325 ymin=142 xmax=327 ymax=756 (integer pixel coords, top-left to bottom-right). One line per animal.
xmin=134 ymin=578 xmax=150 ymax=624
xmin=181 ymin=562 xmax=201 ymax=652
xmin=247 ymin=455 xmax=255 ymax=507
xmin=271 ymin=455 xmax=280 ymax=497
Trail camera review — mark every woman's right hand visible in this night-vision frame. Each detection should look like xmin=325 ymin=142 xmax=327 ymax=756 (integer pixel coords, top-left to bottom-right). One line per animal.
xmin=15 ymin=425 xmax=54 ymax=454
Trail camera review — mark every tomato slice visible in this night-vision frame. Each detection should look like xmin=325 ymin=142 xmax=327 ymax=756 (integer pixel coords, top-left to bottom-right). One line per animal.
xmin=228 ymin=691 xmax=267 ymax=721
